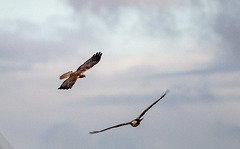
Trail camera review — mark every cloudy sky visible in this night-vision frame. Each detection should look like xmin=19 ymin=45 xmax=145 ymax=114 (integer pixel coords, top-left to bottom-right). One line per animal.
xmin=0 ymin=0 xmax=240 ymax=149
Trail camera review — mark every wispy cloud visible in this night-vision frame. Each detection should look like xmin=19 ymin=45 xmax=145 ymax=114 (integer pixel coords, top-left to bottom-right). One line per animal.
xmin=213 ymin=0 xmax=240 ymax=61
xmin=0 ymin=0 xmax=240 ymax=149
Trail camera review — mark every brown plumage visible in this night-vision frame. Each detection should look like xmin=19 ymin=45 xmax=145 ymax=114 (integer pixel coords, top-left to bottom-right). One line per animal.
xmin=58 ymin=52 xmax=102 ymax=90
xmin=89 ymin=89 xmax=169 ymax=134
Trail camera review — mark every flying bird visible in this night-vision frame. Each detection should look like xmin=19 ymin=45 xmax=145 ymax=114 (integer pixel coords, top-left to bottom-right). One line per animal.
xmin=89 ymin=89 xmax=169 ymax=134
xmin=58 ymin=52 xmax=102 ymax=90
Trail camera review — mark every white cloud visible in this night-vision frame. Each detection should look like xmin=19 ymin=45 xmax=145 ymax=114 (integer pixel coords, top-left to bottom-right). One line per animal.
xmin=0 ymin=0 xmax=72 ymax=24
xmin=1 ymin=0 xmax=240 ymax=149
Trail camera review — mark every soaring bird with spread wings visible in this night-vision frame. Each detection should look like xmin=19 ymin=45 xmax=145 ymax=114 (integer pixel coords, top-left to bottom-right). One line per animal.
xmin=89 ymin=89 xmax=169 ymax=134
xmin=58 ymin=52 xmax=102 ymax=90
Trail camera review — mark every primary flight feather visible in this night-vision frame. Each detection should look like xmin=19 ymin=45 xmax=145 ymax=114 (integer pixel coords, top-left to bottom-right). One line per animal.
xmin=58 ymin=52 xmax=102 ymax=90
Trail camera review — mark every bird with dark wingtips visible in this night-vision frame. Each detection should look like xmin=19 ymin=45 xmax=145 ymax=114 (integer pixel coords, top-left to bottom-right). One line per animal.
xmin=58 ymin=52 xmax=102 ymax=90
xmin=89 ymin=89 xmax=169 ymax=134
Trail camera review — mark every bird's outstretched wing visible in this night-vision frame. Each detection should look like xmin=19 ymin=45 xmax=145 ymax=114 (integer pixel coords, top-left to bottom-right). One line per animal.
xmin=77 ymin=52 xmax=102 ymax=73
xmin=137 ymin=89 xmax=169 ymax=119
xmin=58 ymin=73 xmax=78 ymax=89
xmin=89 ymin=122 xmax=131 ymax=134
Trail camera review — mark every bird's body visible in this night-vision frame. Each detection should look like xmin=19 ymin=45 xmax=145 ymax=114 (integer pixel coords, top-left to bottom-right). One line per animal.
xmin=89 ymin=90 xmax=169 ymax=134
xmin=130 ymin=118 xmax=142 ymax=127
xmin=58 ymin=52 xmax=102 ymax=90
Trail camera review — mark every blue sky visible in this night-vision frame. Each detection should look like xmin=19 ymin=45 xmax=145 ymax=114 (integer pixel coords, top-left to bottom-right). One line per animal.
xmin=0 ymin=0 xmax=240 ymax=149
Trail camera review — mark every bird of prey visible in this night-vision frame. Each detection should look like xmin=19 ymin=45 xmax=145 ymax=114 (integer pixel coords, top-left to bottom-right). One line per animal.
xmin=89 ymin=89 xmax=169 ymax=134
xmin=58 ymin=52 xmax=102 ymax=90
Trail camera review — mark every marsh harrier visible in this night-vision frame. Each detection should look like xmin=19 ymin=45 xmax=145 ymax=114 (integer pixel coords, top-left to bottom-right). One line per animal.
xmin=58 ymin=52 xmax=102 ymax=90
xmin=89 ymin=89 xmax=169 ymax=134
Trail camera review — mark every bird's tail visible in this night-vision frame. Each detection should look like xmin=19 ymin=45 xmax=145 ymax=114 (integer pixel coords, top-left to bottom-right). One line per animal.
xmin=59 ymin=71 xmax=73 ymax=79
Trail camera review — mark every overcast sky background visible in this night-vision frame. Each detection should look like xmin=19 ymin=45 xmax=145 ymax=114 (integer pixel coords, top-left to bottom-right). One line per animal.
xmin=0 ymin=0 xmax=240 ymax=149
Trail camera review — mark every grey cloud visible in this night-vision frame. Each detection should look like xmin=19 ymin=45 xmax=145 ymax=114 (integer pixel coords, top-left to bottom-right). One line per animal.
xmin=65 ymin=0 xmax=181 ymax=38
xmin=63 ymin=0 xmax=223 ymax=52
xmin=64 ymin=0 xmax=240 ymax=58
xmin=215 ymin=123 xmax=240 ymax=140
xmin=214 ymin=123 xmax=240 ymax=148
xmin=92 ymin=134 xmax=138 ymax=149
xmin=39 ymin=123 xmax=85 ymax=149
xmin=39 ymin=123 xmax=138 ymax=149
xmin=0 ymin=30 xmax=72 ymax=73
xmin=70 ymin=93 xmax=164 ymax=108
xmin=0 ymin=133 xmax=14 ymax=149
xmin=214 ymin=0 xmax=240 ymax=55
xmin=213 ymin=0 xmax=240 ymax=63
xmin=66 ymin=0 xmax=173 ymax=11
xmin=1 ymin=0 xmax=240 ymax=149
xmin=0 ymin=16 xmax=104 ymax=73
